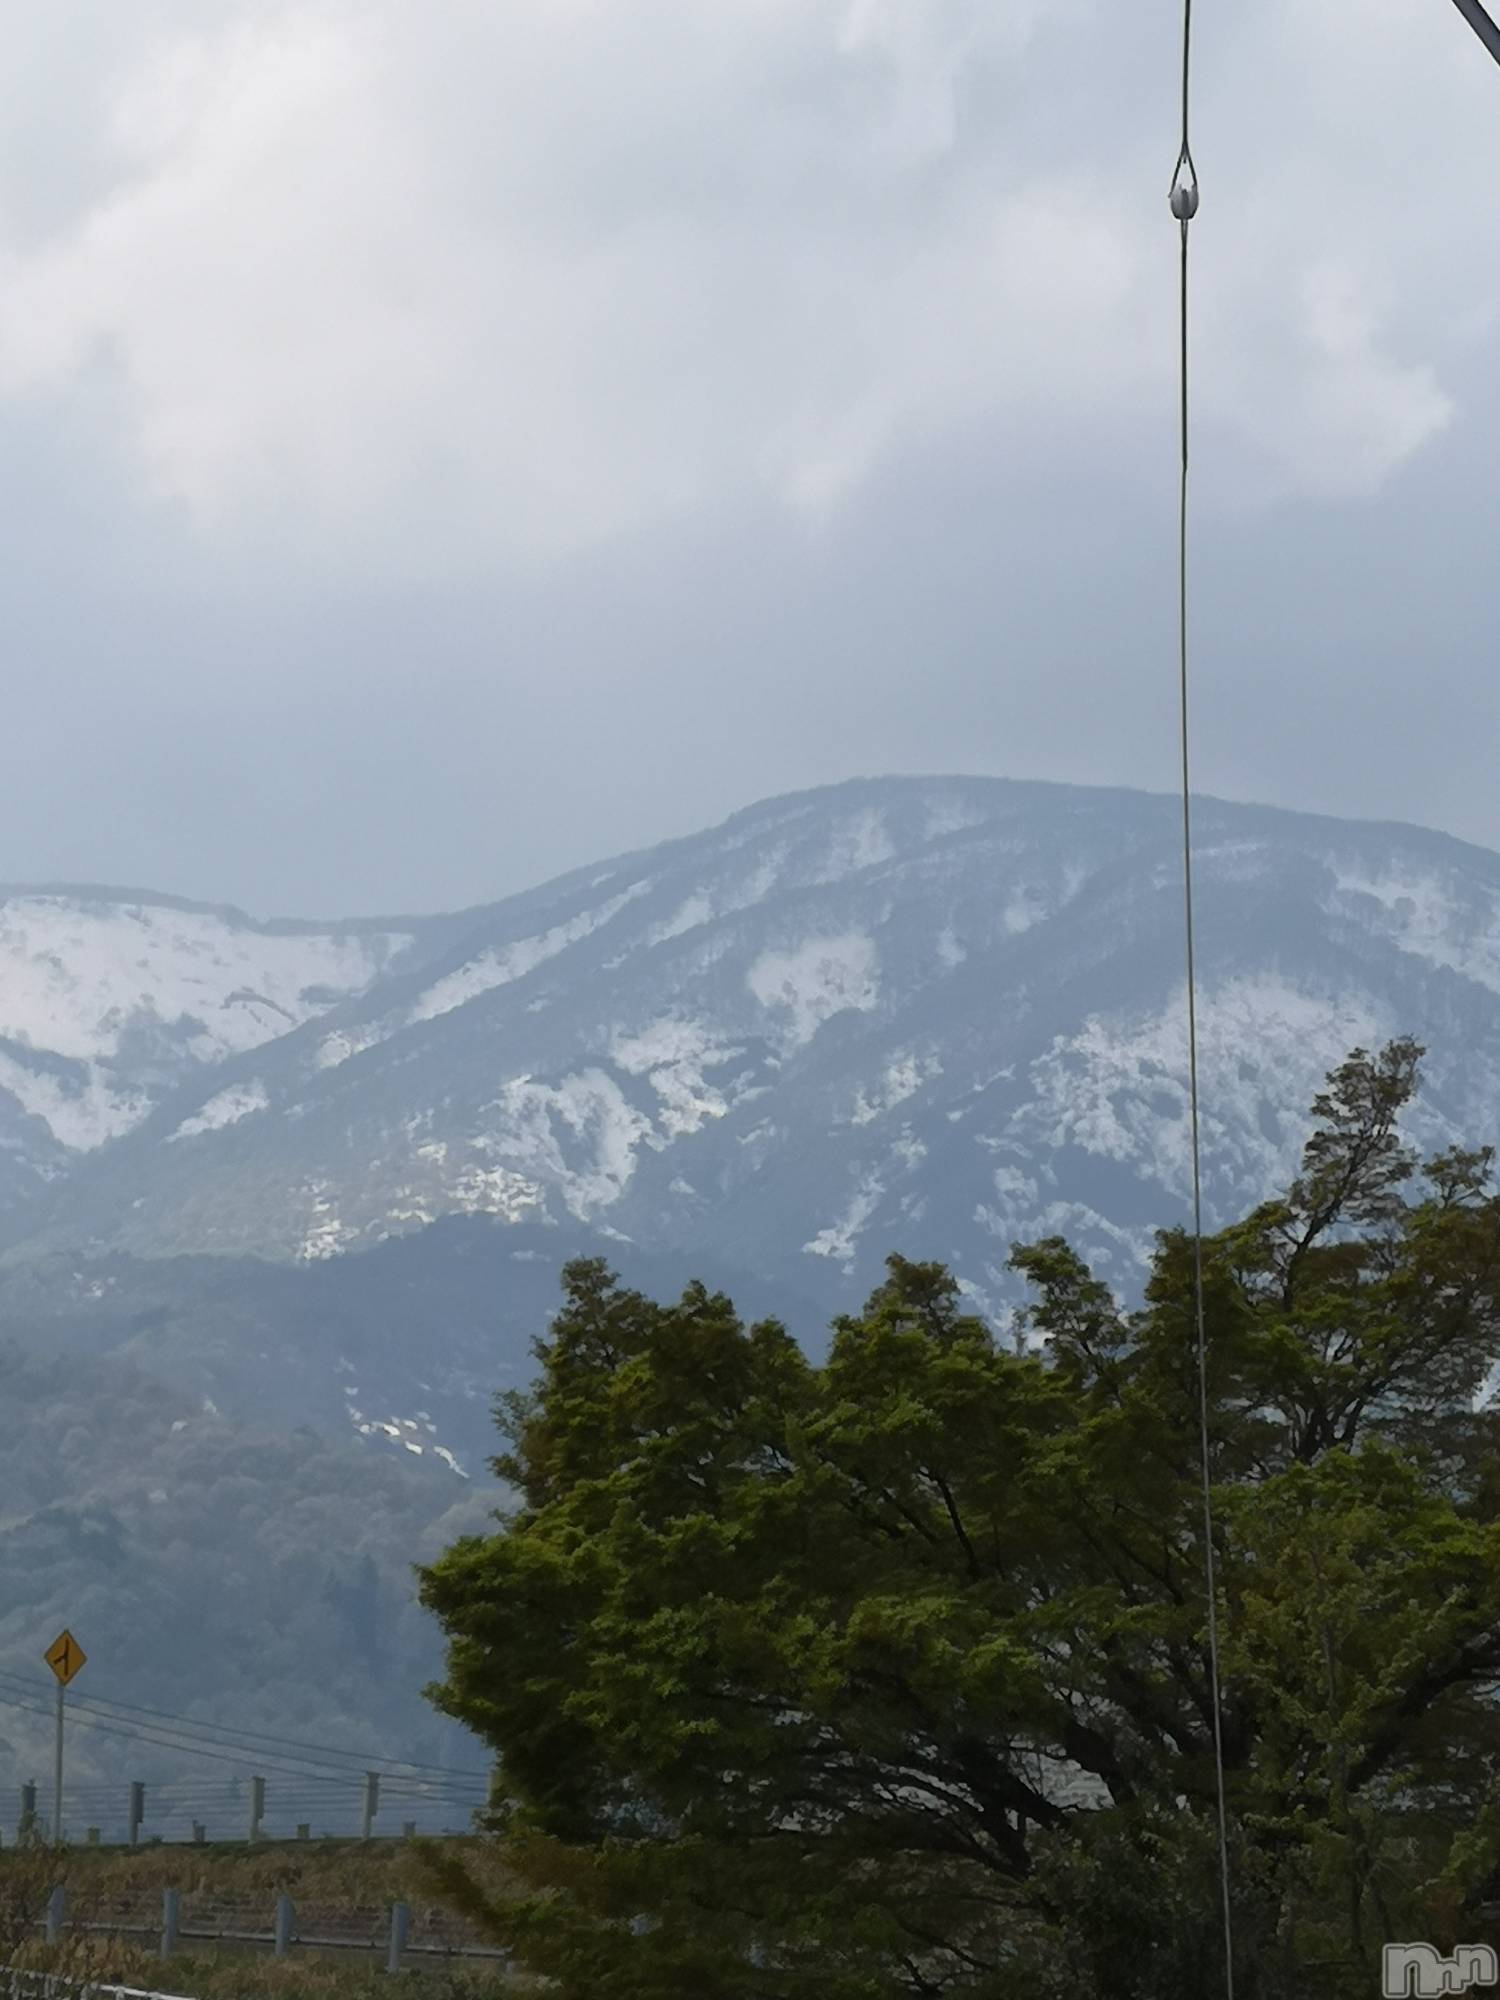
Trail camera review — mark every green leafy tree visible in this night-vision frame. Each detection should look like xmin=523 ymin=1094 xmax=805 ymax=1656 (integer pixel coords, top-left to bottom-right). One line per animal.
xmin=419 ymin=1040 xmax=1500 ymax=1997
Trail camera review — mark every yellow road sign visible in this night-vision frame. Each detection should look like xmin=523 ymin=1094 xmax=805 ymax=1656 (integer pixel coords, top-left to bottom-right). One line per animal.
xmin=44 ymin=1630 xmax=86 ymax=1687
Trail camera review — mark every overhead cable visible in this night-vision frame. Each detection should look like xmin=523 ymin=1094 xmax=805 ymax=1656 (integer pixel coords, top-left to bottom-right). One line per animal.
xmin=1167 ymin=3 xmax=1235 ymax=1995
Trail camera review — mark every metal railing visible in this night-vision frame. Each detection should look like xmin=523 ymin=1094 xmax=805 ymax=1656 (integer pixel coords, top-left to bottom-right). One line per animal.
xmin=29 ymin=1887 xmax=510 ymax=1974
xmin=3 ymin=1979 xmax=196 ymax=2000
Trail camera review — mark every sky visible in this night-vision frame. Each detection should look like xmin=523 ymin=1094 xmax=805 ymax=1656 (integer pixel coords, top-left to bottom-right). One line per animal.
xmin=0 ymin=0 xmax=1496 ymax=917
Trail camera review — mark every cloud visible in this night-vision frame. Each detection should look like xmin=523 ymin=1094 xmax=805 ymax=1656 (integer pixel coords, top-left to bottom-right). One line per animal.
xmin=0 ymin=0 xmax=1487 ymax=578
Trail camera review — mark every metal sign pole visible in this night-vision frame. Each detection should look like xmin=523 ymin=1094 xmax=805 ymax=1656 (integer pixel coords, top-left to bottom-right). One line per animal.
xmin=52 ymin=1681 xmax=64 ymax=1849
xmin=43 ymin=1629 xmax=87 ymax=1847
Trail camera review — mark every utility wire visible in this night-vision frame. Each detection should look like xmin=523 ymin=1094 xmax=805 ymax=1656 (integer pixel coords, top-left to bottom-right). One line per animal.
xmin=57 ymin=1692 xmax=484 ymax=1781
xmin=1167 ymin=3 xmax=1234 ymax=1994
xmin=0 ymin=1692 xmax=487 ymax=1797
xmin=0 ymin=1666 xmax=481 ymax=1775
xmin=1450 ymin=0 xmax=1500 ymax=68
xmin=0 ymin=1667 xmax=486 ymax=1786
xmin=54 ymin=1766 xmax=482 ymax=1791
xmin=0 ymin=1693 xmax=357 ymax=1779
xmin=49 ymin=1776 xmax=482 ymax=1816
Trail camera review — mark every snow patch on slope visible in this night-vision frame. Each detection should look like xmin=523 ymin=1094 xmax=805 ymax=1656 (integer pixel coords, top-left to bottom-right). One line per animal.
xmin=169 ymin=1080 xmax=269 ymax=1142
xmin=0 ymin=898 xmax=407 ymax=1064
xmin=924 ymin=796 xmax=991 ymax=843
xmin=0 ymin=1051 xmax=148 ymax=1151
xmin=449 ymin=1163 xmax=545 ymax=1219
xmin=747 ymin=934 xmax=879 ymax=1048
xmin=611 ymin=1017 xmax=746 ymax=1139
xmin=848 ymin=1052 xmax=941 ymax=1126
xmin=976 ymin=1187 xmax=1155 ymax=1290
xmin=315 ymin=1023 xmax=388 ymax=1070
xmin=804 ymin=1172 xmax=885 ymax=1268
xmin=648 ymin=895 xmax=713 ymax=946
xmin=816 ymin=809 xmax=895 ymax=882
xmin=412 ymin=884 xmax=649 ymax=1024
xmin=0 ymin=896 xmax=408 ymax=1149
xmin=299 ymin=1182 xmax=361 ymax=1261
xmin=482 ymin=1070 xmax=652 ymax=1218
xmin=1328 ymin=863 xmax=1500 ymax=995
xmin=1010 ymin=976 xmax=1386 ymax=1217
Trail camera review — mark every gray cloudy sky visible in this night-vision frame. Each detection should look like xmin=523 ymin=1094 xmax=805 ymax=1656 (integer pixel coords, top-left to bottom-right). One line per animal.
xmin=0 ymin=0 xmax=1496 ymax=917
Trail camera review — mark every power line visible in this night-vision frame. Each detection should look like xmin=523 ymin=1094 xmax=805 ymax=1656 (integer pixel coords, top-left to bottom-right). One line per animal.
xmin=58 ymin=1784 xmax=482 ymax=1816
xmin=0 ymin=1692 xmax=385 ymax=1783
xmin=0 ymin=1666 xmax=482 ymax=1777
xmin=0 ymin=1705 xmax=487 ymax=1810
xmin=1167 ymin=4 xmax=1234 ymax=1997
xmin=63 ymin=1692 xmax=483 ymax=1781
xmin=1449 ymin=0 xmax=1500 ymax=69
xmin=0 ymin=1666 xmax=487 ymax=1788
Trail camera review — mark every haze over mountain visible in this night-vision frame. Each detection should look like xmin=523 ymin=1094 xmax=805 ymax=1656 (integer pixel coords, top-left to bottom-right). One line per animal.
xmin=7 ymin=772 xmax=1500 ymax=1805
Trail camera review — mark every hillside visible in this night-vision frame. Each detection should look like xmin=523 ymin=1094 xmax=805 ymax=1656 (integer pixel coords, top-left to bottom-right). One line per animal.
xmin=8 ymin=776 xmax=1500 ymax=1314
xmin=0 ymin=889 xmax=450 ymax=1208
xmin=0 ymin=1340 xmax=492 ymax=1816
xmin=0 ymin=1218 xmax=826 ymax=1477
xmin=7 ymin=774 xmax=1500 ymax=1791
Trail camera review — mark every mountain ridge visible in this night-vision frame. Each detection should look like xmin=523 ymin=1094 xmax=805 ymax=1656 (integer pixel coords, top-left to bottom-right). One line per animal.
xmin=4 ymin=774 xmax=1500 ymax=1285
xmin=6 ymin=773 xmax=1500 ymax=1778
xmin=0 ymin=774 xmax=1493 ymax=1287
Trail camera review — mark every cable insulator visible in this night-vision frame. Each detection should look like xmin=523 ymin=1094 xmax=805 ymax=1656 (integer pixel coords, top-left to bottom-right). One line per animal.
xmin=1169 ymin=142 xmax=1200 ymax=221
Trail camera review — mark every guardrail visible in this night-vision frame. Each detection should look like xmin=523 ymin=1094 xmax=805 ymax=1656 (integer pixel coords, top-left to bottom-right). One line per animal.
xmin=3 ymin=1979 xmax=195 ymax=2000
xmin=29 ymin=1887 xmax=510 ymax=1974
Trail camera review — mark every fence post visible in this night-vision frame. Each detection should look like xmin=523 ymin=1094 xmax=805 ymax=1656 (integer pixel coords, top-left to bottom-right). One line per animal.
xmin=361 ymin=1771 xmax=379 ymax=1841
xmin=161 ymin=1888 xmax=180 ymax=1960
xmin=274 ymin=1895 xmax=294 ymax=1959
xmin=129 ymin=1782 xmax=144 ymax=1847
xmin=44 ymin=1883 xmax=64 ymax=1946
xmin=19 ymin=1783 xmax=36 ymax=1845
xmin=192 ymin=1822 xmax=206 ymax=1845
xmin=248 ymin=1775 xmax=265 ymax=1845
xmin=387 ymin=1901 xmax=410 ymax=1974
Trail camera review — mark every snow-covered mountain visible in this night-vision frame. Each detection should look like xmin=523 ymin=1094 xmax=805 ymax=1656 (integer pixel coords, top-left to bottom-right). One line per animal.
xmin=12 ymin=772 xmax=1500 ymax=1777
xmin=8 ymin=776 xmax=1500 ymax=1337
xmin=0 ymin=886 xmax=452 ymax=1197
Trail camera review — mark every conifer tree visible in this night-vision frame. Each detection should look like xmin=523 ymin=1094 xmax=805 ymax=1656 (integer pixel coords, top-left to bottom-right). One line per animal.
xmin=420 ymin=1039 xmax=1500 ymax=1998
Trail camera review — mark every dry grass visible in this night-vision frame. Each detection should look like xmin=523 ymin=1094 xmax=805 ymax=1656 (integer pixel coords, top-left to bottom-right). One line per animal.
xmin=75 ymin=1943 xmax=525 ymax=1998
xmin=30 ymin=1834 xmax=479 ymax=1903
xmin=0 ymin=1837 xmax=535 ymax=1997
